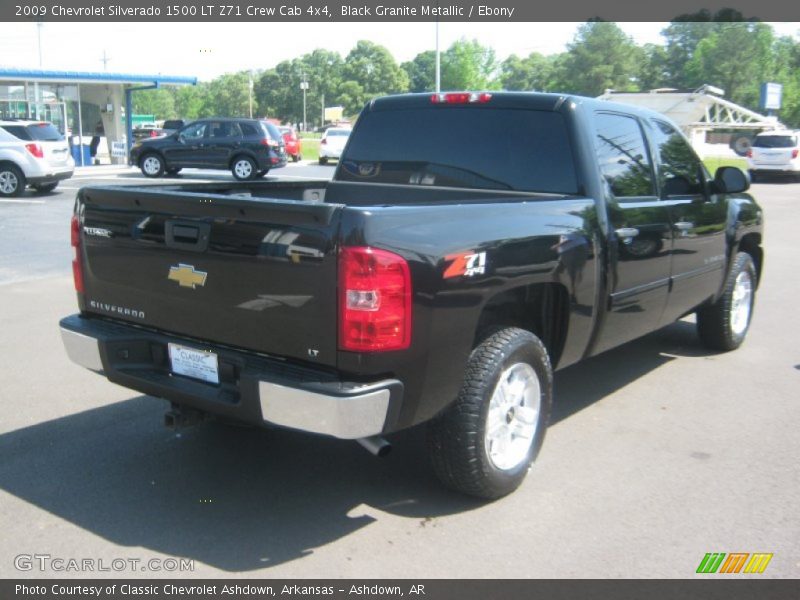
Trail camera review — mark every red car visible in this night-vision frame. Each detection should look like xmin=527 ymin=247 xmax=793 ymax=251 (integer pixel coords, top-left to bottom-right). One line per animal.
xmin=278 ymin=126 xmax=302 ymax=162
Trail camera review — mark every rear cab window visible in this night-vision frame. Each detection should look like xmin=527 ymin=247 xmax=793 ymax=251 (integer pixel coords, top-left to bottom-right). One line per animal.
xmin=753 ymin=135 xmax=798 ymax=148
xmin=338 ymin=107 xmax=578 ymax=195
xmin=1 ymin=123 xmax=62 ymax=142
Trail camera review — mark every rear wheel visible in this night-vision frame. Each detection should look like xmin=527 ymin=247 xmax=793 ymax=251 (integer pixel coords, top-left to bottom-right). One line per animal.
xmin=427 ymin=327 xmax=552 ymax=499
xmin=697 ymin=252 xmax=757 ymax=351
xmin=140 ymin=154 xmax=164 ymax=178
xmin=32 ymin=182 xmax=59 ymax=194
xmin=0 ymin=164 xmax=25 ymax=197
xmin=232 ymin=156 xmax=257 ymax=181
xmin=318 ymin=157 xmax=328 ymax=165
xmin=292 ymin=154 xmax=301 ymax=162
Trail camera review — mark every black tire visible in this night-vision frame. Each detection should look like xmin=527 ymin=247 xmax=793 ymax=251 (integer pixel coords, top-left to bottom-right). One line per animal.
xmin=140 ymin=153 xmax=164 ymax=178
xmin=0 ymin=163 xmax=26 ymax=197
xmin=427 ymin=327 xmax=553 ymax=499
xmin=231 ymin=155 xmax=257 ymax=181
xmin=165 ymin=168 xmax=182 ymax=176
xmin=319 ymin=157 xmax=328 ymax=165
xmin=696 ymin=252 xmax=757 ymax=351
xmin=32 ymin=182 xmax=59 ymax=194
xmin=749 ymin=170 xmax=758 ymax=183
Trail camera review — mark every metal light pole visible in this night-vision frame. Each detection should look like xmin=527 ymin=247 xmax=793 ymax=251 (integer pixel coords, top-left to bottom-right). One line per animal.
xmin=300 ymin=76 xmax=309 ymax=132
xmin=36 ymin=22 xmax=43 ymax=67
xmin=248 ymin=71 xmax=254 ymax=118
xmin=435 ymin=17 xmax=440 ymax=92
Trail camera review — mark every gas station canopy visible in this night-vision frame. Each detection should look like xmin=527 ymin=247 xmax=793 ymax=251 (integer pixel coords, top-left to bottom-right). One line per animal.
xmin=0 ymin=68 xmax=197 ymax=165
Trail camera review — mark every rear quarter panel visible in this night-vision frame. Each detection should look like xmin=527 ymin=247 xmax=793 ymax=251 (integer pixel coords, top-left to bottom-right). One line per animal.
xmin=337 ymin=199 xmax=601 ymax=431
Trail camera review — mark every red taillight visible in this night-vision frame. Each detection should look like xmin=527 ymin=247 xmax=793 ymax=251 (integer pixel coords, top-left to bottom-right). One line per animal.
xmin=25 ymin=143 xmax=44 ymax=158
xmin=431 ymin=92 xmax=492 ymax=104
xmin=71 ymin=215 xmax=84 ymax=294
xmin=149 ymin=130 xmax=158 ymax=138
xmin=746 ymin=149 xmax=753 ymax=158
xmin=792 ymin=149 xmax=799 ymax=159
xmin=339 ymin=246 xmax=412 ymax=352
xmin=260 ymin=137 xmax=279 ymax=147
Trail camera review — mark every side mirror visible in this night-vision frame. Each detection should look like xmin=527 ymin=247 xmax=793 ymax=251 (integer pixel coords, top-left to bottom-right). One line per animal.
xmin=714 ymin=166 xmax=750 ymax=194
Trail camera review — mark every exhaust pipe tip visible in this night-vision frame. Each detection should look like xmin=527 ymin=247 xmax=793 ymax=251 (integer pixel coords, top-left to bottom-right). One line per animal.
xmin=356 ymin=435 xmax=392 ymax=457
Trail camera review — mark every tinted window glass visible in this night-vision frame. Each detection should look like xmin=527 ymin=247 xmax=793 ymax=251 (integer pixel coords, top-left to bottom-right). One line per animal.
xmin=753 ymin=135 xmax=797 ymax=148
xmin=339 ymin=108 xmax=577 ymax=194
xmin=207 ymin=121 xmax=241 ymax=138
xmin=262 ymin=122 xmax=283 ymax=142
xmin=651 ymin=120 xmax=705 ymax=197
xmin=240 ymin=122 xmax=259 ymax=136
xmin=1 ymin=125 xmax=32 ymax=140
xmin=180 ymin=122 xmax=206 ymax=140
xmin=594 ymin=113 xmax=655 ymax=198
xmin=26 ymin=123 xmax=63 ymax=141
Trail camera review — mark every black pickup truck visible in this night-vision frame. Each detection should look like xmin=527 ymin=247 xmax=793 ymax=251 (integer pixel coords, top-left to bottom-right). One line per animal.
xmin=60 ymin=92 xmax=763 ymax=499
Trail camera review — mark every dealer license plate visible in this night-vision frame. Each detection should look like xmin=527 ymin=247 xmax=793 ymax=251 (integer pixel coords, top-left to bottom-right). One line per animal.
xmin=168 ymin=343 xmax=219 ymax=384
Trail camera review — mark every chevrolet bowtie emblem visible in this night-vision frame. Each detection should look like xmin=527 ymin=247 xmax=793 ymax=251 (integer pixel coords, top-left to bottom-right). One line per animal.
xmin=168 ymin=264 xmax=207 ymax=289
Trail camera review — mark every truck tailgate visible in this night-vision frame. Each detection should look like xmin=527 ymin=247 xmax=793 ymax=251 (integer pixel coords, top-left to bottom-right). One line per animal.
xmin=77 ymin=187 xmax=342 ymax=368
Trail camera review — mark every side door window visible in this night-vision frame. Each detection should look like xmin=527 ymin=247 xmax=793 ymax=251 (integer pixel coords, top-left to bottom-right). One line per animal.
xmin=178 ymin=122 xmax=206 ymax=143
xmin=650 ymin=120 xmax=706 ymax=199
xmin=594 ymin=112 xmax=656 ymax=200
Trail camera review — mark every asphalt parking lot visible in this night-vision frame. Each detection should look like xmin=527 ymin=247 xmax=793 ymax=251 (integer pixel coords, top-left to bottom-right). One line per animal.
xmin=0 ymin=166 xmax=797 ymax=578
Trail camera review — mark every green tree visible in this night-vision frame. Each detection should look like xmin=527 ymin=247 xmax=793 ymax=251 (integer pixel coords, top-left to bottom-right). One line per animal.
xmin=500 ymin=52 xmax=555 ymax=91
xmin=131 ymin=88 xmax=176 ymax=120
xmin=174 ymin=85 xmax=207 ymax=120
xmin=402 ymin=50 xmax=436 ymax=93
xmin=341 ymin=41 xmax=409 ymax=112
xmin=686 ymin=22 xmax=774 ymax=106
xmin=661 ymin=9 xmax=752 ymax=88
xmin=636 ymin=44 xmax=669 ymax=91
xmin=556 ymin=21 xmax=643 ymax=96
xmin=204 ymin=71 xmax=255 ymax=118
xmin=441 ymin=39 xmax=499 ymax=91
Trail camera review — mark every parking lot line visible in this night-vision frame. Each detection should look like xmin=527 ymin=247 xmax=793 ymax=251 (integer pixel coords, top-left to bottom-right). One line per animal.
xmin=0 ymin=198 xmax=46 ymax=204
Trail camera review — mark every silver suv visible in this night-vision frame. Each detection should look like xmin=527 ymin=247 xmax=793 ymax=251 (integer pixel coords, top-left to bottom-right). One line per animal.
xmin=0 ymin=120 xmax=74 ymax=197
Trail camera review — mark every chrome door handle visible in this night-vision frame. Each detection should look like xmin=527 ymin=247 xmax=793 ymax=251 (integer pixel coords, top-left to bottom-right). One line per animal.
xmin=615 ymin=227 xmax=640 ymax=239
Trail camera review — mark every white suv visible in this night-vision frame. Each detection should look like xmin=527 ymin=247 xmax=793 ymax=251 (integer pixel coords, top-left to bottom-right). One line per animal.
xmin=0 ymin=120 xmax=74 ymax=197
xmin=747 ymin=130 xmax=800 ymax=182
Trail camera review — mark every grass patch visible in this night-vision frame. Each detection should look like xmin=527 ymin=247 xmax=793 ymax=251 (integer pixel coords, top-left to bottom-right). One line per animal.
xmin=703 ymin=156 xmax=748 ymax=174
xmin=299 ymin=138 xmax=320 ymax=162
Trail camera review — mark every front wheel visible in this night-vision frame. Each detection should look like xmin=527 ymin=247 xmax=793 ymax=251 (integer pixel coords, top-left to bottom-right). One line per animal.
xmin=696 ymin=252 xmax=757 ymax=351
xmin=140 ymin=154 xmax=164 ymax=178
xmin=232 ymin=156 xmax=257 ymax=181
xmin=427 ymin=327 xmax=552 ymax=499
xmin=0 ymin=164 xmax=25 ymax=197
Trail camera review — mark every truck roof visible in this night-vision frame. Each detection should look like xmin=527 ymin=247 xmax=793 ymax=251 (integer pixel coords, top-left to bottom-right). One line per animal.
xmin=366 ymin=91 xmax=677 ymax=124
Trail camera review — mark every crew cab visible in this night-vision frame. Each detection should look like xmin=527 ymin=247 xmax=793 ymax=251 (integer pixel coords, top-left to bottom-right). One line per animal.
xmin=61 ymin=92 xmax=763 ymax=499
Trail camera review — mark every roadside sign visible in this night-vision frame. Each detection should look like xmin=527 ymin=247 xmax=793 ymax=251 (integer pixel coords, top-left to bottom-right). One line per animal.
xmin=760 ymin=83 xmax=782 ymax=111
xmin=111 ymin=141 xmax=127 ymax=158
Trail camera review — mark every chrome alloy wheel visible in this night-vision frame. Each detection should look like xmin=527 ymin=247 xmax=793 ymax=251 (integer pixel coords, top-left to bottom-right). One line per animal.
xmin=485 ymin=362 xmax=541 ymax=471
xmin=234 ymin=159 xmax=253 ymax=179
xmin=0 ymin=170 xmax=19 ymax=195
xmin=730 ymin=270 xmax=753 ymax=336
xmin=142 ymin=156 xmax=162 ymax=175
